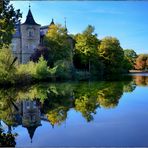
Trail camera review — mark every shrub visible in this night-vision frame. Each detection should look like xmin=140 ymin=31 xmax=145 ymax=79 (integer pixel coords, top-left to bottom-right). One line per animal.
xmin=0 ymin=46 xmax=16 ymax=84
xmin=35 ymin=56 xmax=50 ymax=80
xmin=54 ymin=60 xmax=72 ymax=80
xmin=16 ymin=56 xmax=50 ymax=82
xmin=16 ymin=61 xmax=36 ymax=84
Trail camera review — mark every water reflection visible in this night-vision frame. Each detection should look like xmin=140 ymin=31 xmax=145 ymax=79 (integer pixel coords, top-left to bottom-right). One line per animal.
xmin=133 ymin=75 xmax=148 ymax=86
xmin=0 ymin=74 xmax=147 ymax=145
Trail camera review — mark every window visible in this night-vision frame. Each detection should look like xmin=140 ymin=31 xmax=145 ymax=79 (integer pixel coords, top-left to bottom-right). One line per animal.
xmin=26 ymin=101 xmax=30 ymax=109
xmin=28 ymin=29 xmax=34 ymax=37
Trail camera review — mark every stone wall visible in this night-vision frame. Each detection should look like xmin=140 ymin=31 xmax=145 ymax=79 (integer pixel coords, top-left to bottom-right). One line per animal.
xmin=21 ymin=24 xmax=40 ymax=63
xmin=11 ymin=37 xmax=22 ymax=63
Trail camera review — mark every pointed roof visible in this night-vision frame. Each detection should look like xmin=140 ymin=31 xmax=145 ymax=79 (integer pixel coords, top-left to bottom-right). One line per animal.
xmin=26 ymin=126 xmax=38 ymax=142
xmin=22 ymin=7 xmax=40 ymax=26
xmin=49 ymin=18 xmax=55 ymax=26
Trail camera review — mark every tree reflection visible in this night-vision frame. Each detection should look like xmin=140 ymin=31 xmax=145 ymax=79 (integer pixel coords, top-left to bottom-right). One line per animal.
xmin=0 ymin=78 xmax=141 ymax=144
xmin=123 ymin=81 xmax=136 ymax=92
xmin=0 ymin=121 xmax=17 ymax=147
xmin=0 ymin=88 xmax=20 ymax=127
xmin=97 ymin=82 xmax=123 ymax=108
xmin=0 ymin=129 xmax=16 ymax=147
xmin=47 ymin=107 xmax=68 ymax=126
xmin=75 ymin=95 xmax=98 ymax=122
xmin=133 ymin=75 xmax=148 ymax=86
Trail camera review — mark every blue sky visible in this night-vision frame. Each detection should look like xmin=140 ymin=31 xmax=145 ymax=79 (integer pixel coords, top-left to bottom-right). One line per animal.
xmin=11 ymin=1 xmax=148 ymax=54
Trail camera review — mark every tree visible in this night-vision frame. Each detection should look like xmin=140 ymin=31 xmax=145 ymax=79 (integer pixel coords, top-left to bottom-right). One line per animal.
xmin=43 ymin=24 xmax=72 ymax=67
xmin=98 ymin=37 xmax=124 ymax=75
xmin=0 ymin=0 xmax=22 ymax=48
xmin=135 ymin=54 xmax=148 ymax=70
xmin=123 ymin=49 xmax=137 ymax=70
xmin=74 ymin=25 xmax=100 ymax=72
xmin=83 ymin=25 xmax=95 ymax=35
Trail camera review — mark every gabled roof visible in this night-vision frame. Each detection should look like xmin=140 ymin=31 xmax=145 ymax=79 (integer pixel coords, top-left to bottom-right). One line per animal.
xmin=22 ymin=8 xmax=40 ymax=26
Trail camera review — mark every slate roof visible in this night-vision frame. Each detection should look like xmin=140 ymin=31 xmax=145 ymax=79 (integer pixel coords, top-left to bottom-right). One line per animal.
xmin=22 ymin=9 xmax=40 ymax=26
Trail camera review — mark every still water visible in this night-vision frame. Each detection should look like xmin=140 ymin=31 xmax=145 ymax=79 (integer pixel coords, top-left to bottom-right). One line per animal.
xmin=0 ymin=74 xmax=148 ymax=147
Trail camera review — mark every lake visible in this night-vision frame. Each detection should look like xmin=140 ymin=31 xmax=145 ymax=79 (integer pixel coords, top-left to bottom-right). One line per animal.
xmin=0 ymin=74 xmax=148 ymax=147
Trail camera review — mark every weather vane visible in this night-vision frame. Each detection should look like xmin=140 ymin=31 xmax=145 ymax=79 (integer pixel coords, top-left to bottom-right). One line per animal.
xmin=29 ymin=3 xmax=31 ymax=9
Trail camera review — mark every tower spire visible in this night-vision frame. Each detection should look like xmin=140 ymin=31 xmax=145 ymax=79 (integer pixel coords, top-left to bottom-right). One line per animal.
xmin=64 ymin=17 xmax=68 ymax=33
xmin=50 ymin=18 xmax=55 ymax=26
xmin=64 ymin=17 xmax=67 ymax=29
xmin=22 ymin=5 xmax=40 ymax=25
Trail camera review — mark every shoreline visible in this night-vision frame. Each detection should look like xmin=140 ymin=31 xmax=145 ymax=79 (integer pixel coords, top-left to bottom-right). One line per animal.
xmin=129 ymin=70 xmax=148 ymax=74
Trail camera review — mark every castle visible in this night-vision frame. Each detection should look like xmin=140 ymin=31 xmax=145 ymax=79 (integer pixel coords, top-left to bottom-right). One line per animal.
xmin=11 ymin=6 xmax=73 ymax=64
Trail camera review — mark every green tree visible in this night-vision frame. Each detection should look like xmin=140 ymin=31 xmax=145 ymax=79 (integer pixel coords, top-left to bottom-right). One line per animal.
xmin=53 ymin=60 xmax=72 ymax=80
xmin=44 ymin=24 xmax=72 ymax=67
xmin=74 ymin=25 xmax=101 ymax=75
xmin=98 ymin=37 xmax=124 ymax=75
xmin=123 ymin=49 xmax=137 ymax=70
xmin=0 ymin=0 xmax=22 ymax=48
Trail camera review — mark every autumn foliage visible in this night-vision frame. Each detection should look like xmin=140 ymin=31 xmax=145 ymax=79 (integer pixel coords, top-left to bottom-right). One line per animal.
xmin=134 ymin=54 xmax=148 ymax=70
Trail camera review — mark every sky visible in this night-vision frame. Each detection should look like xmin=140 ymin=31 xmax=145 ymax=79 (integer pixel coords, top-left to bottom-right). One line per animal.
xmin=11 ymin=1 xmax=148 ymax=54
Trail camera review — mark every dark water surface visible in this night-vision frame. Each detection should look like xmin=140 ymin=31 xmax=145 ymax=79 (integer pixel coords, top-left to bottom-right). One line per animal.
xmin=0 ymin=74 xmax=148 ymax=147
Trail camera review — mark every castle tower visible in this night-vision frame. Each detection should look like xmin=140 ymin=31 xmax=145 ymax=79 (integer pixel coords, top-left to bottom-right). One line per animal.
xmin=21 ymin=6 xmax=40 ymax=63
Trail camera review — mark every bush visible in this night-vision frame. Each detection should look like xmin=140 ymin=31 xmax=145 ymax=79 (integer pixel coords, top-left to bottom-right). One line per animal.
xmin=35 ymin=56 xmax=50 ymax=80
xmin=53 ymin=60 xmax=72 ymax=80
xmin=16 ymin=56 xmax=50 ymax=82
xmin=0 ymin=46 xmax=16 ymax=84
xmin=16 ymin=61 xmax=36 ymax=84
